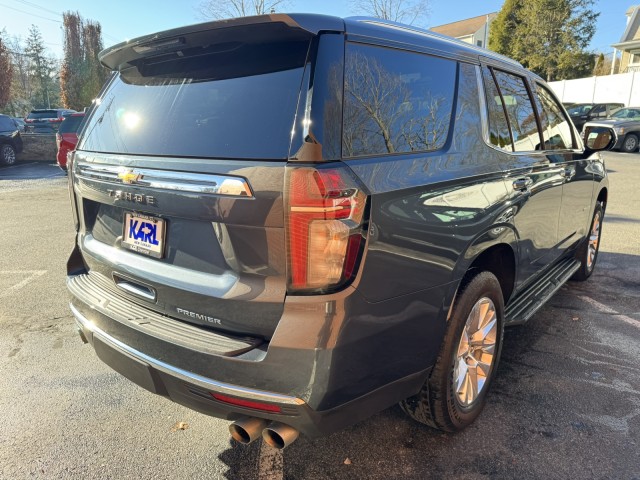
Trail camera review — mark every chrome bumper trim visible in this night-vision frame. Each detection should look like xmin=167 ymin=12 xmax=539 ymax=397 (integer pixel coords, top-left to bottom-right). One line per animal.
xmin=70 ymin=302 xmax=305 ymax=406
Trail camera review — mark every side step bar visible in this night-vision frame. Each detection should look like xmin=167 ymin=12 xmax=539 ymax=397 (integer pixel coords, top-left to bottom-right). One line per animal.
xmin=505 ymin=257 xmax=580 ymax=326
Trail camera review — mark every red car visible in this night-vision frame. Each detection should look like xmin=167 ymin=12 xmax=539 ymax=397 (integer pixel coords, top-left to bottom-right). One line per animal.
xmin=56 ymin=113 xmax=85 ymax=171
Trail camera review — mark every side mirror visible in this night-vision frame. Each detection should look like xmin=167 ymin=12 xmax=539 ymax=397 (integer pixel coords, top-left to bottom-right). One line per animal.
xmin=584 ymin=126 xmax=615 ymax=151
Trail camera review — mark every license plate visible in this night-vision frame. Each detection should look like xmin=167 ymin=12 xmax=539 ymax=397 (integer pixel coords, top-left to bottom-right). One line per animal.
xmin=122 ymin=212 xmax=166 ymax=258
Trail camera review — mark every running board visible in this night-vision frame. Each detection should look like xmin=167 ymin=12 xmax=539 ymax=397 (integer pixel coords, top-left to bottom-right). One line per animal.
xmin=505 ymin=257 xmax=580 ymax=326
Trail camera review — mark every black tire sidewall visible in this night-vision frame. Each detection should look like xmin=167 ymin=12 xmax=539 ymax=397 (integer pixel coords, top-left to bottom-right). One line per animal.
xmin=441 ymin=272 xmax=505 ymax=429
xmin=584 ymin=204 xmax=603 ymax=277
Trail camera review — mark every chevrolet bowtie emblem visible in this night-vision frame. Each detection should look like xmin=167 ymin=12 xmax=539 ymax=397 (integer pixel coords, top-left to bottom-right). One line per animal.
xmin=117 ymin=169 xmax=142 ymax=184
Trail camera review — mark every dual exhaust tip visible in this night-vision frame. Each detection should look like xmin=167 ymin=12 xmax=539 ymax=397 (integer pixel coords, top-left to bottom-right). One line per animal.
xmin=229 ymin=417 xmax=299 ymax=450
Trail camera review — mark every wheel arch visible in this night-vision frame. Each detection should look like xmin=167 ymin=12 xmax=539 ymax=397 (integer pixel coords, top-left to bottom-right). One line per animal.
xmin=596 ymin=186 xmax=607 ymax=206
xmin=451 ymin=230 xmax=518 ymax=307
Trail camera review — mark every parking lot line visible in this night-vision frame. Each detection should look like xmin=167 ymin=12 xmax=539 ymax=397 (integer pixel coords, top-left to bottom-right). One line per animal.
xmin=0 ymin=270 xmax=47 ymax=298
xmin=578 ymin=295 xmax=640 ymax=329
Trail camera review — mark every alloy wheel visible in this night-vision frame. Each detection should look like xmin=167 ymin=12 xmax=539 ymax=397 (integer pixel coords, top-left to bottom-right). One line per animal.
xmin=454 ymin=297 xmax=498 ymax=407
xmin=2 ymin=145 xmax=16 ymax=165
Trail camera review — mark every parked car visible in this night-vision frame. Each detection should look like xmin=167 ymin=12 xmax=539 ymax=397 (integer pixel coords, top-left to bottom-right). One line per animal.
xmin=566 ymin=102 xmax=624 ymax=131
xmin=0 ymin=114 xmax=24 ymax=165
xmin=582 ymin=107 xmax=640 ymax=153
xmin=56 ymin=112 xmax=85 ymax=171
xmin=66 ymin=14 xmax=610 ymax=450
xmin=12 ymin=117 xmax=27 ymax=132
xmin=25 ymin=108 xmax=76 ymax=132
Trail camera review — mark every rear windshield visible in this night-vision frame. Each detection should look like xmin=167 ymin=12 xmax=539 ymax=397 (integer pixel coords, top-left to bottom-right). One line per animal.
xmin=58 ymin=115 xmax=85 ymax=134
xmin=28 ymin=111 xmax=58 ymax=120
xmin=79 ymin=39 xmax=310 ymax=160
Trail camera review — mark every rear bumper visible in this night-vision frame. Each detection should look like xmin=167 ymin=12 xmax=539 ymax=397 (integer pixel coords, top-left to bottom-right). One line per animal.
xmin=68 ymin=269 xmax=448 ymax=437
xmin=71 ymin=302 xmax=431 ymax=437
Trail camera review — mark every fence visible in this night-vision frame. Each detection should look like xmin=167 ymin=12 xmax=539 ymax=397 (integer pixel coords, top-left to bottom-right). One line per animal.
xmin=549 ymin=72 xmax=640 ymax=106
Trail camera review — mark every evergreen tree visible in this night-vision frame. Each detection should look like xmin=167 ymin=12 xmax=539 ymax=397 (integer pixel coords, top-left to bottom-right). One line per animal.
xmin=488 ymin=0 xmax=523 ymax=59
xmin=24 ymin=25 xmax=57 ymax=108
xmin=488 ymin=0 xmax=598 ymax=81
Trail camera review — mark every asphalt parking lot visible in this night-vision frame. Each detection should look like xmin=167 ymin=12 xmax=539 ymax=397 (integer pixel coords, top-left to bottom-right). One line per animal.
xmin=1 ymin=155 xmax=639 ymax=479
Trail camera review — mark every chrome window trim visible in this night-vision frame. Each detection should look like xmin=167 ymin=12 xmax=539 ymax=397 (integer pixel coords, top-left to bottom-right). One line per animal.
xmin=70 ymin=303 xmax=306 ymax=406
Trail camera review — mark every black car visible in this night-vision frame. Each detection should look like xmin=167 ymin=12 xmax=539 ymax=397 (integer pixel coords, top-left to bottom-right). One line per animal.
xmin=66 ymin=14 xmax=610 ymax=450
xmin=582 ymin=107 xmax=640 ymax=152
xmin=25 ymin=108 xmax=76 ymax=132
xmin=0 ymin=114 xmax=24 ymax=165
xmin=566 ymin=102 xmax=624 ymax=131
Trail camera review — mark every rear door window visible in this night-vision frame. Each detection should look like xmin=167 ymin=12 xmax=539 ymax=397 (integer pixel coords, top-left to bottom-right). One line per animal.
xmin=78 ymin=39 xmax=310 ymax=159
xmin=532 ymin=84 xmax=574 ymax=150
xmin=342 ymin=43 xmax=456 ymax=157
xmin=491 ymin=70 xmax=541 ymax=152
xmin=482 ymin=67 xmax=513 ymax=151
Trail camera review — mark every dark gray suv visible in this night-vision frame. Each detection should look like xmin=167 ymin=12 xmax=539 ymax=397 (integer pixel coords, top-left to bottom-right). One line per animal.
xmin=67 ymin=14 xmax=610 ymax=449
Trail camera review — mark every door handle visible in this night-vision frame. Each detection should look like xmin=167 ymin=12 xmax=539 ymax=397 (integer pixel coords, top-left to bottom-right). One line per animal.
xmin=512 ymin=177 xmax=532 ymax=191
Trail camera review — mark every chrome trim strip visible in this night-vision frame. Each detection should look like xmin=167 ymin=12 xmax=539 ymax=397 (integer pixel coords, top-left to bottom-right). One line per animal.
xmin=75 ymin=162 xmax=253 ymax=197
xmin=70 ymin=303 xmax=305 ymax=406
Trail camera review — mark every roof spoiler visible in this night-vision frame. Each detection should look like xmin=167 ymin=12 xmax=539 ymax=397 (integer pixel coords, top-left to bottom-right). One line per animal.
xmin=99 ymin=14 xmax=345 ymax=71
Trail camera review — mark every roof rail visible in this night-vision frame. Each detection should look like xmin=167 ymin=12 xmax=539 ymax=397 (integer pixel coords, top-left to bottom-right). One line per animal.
xmin=347 ymin=16 xmax=523 ymax=69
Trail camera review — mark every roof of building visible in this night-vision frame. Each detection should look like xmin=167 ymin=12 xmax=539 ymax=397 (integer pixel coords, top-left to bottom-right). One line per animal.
xmin=615 ymin=5 xmax=640 ymax=47
xmin=430 ymin=13 xmax=496 ymax=38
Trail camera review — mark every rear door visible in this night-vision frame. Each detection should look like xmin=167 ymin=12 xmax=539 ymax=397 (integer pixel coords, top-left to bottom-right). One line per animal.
xmin=529 ymin=82 xmax=593 ymax=250
xmin=481 ymin=66 xmax=565 ymax=287
xmin=71 ymin=24 xmax=314 ymax=339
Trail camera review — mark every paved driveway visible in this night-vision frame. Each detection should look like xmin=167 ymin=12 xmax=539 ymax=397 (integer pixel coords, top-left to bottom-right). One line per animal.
xmin=0 ymin=153 xmax=638 ymax=479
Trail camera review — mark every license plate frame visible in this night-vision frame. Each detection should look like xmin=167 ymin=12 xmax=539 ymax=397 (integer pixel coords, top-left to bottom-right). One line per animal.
xmin=122 ymin=212 xmax=166 ymax=259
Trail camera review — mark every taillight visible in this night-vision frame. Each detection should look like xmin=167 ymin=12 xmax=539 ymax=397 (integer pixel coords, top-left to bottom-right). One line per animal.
xmin=67 ymin=151 xmax=79 ymax=231
xmin=285 ymin=165 xmax=367 ymax=293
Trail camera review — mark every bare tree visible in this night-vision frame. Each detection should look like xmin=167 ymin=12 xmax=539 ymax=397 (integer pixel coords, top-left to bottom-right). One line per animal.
xmin=61 ymin=12 xmax=109 ymax=110
xmin=197 ymin=0 xmax=292 ymax=20
xmin=0 ymin=33 xmax=13 ymax=110
xmin=349 ymin=0 xmax=430 ymax=26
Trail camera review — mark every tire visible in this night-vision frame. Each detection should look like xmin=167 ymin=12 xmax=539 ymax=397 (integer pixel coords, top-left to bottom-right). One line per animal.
xmin=622 ymin=134 xmax=639 ymax=153
xmin=0 ymin=143 xmax=17 ymax=166
xmin=572 ymin=203 xmax=603 ymax=281
xmin=400 ymin=271 xmax=505 ymax=432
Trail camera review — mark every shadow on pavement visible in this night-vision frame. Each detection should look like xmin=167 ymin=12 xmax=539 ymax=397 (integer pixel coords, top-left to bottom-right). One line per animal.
xmin=0 ymin=161 xmax=64 ymax=180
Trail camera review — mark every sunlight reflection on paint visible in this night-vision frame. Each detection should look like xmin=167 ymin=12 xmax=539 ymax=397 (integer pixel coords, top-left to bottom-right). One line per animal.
xmin=123 ymin=112 xmax=140 ymax=129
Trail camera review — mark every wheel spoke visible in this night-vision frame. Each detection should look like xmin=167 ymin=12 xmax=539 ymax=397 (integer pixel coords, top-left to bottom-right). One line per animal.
xmin=455 ymin=360 xmax=469 ymax=395
xmin=454 ymin=296 xmax=499 ymax=406
xmin=466 ymin=365 xmax=478 ymax=404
